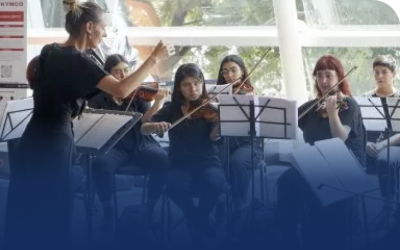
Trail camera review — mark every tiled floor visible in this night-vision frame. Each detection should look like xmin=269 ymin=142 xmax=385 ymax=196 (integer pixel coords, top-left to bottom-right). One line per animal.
xmin=0 ymin=165 xmax=396 ymax=250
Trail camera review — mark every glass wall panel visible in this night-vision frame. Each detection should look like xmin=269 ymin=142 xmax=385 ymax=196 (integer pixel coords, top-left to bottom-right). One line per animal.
xmin=302 ymin=0 xmax=400 ymax=29
xmin=302 ymin=47 xmax=400 ymax=98
xmin=36 ymin=0 xmax=277 ymax=29
xmin=135 ymin=45 xmax=282 ymax=95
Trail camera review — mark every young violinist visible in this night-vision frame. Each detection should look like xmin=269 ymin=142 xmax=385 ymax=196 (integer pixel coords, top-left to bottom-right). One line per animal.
xmin=88 ymin=54 xmax=170 ymax=231
xmin=214 ymin=55 xmax=262 ymax=221
xmin=276 ymin=55 xmax=366 ymax=250
xmin=363 ymin=55 xmax=400 ymax=227
xmin=141 ymin=63 xmax=226 ymax=247
xmin=4 ymin=1 xmax=171 ymax=250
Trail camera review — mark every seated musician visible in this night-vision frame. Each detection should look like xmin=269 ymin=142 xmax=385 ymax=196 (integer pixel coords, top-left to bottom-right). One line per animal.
xmin=364 ymin=55 xmax=400 ymax=226
xmin=88 ymin=54 xmax=170 ymax=231
xmin=141 ymin=63 xmax=226 ymax=247
xmin=214 ymin=55 xmax=262 ymax=222
xmin=276 ymin=55 xmax=366 ymax=249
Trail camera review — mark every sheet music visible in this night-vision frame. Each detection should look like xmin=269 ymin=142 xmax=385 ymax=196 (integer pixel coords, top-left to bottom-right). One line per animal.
xmin=315 ymin=138 xmax=376 ymax=196
xmin=218 ymin=95 xmax=253 ymax=137
xmin=355 ymin=97 xmax=400 ymax=132
xmin=76 ymin=113 xmax=132 ymax=149
xmin=218 ymin=95 xmax=297 ymax=139
xmin=257 ymin=96 xmax=297 ymax=139
xmin=288 ymin=143 xmax=352 ymax=207
xmin=0 ymin=98 xmax=33 ymax=141
xmin=73 ymin=113 xmax=103 ymax=143
xmin=388 ymin=98 xmax=400 ymax=133
xmin=206 ymin=84 xmax=232 ymax=97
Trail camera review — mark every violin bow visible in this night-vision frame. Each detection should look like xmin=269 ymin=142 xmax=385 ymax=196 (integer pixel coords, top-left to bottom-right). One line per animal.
xmin=124 ymin=89 xmax=138 ymax=112
xmin=298 ymin=65 xmax=358 ymax=120
xmin=167 ymin=48 xmax=272 ymax=130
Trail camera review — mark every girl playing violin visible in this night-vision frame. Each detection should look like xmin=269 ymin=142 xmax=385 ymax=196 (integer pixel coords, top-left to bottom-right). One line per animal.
xmin=214 ymin=55 xmax=262 ymax=222
xmin=88 ymin=54 xmax=170 ymax=231
xmin=141 ymin=63 xmax=226 ymax=248
xmin=276 ymin=55 xmax=366 ymax=250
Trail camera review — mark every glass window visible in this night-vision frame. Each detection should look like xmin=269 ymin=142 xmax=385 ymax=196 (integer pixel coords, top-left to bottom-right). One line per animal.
xmin=302 ymin=0 xmax=400 ymax=28
xmin=303 ymin=47 xmax=400 ymax=98
xmin=139 ymin=45 xmax=282 ymax=95
xmin=35 ymin=0 xmax=277 ymax=28
xmin=126 ymin=0 xmax=276 ymax=27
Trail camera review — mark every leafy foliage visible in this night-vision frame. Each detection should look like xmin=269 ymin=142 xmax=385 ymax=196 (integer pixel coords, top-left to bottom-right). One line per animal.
xmin=122 ymin=0 xmax=400 ymax=97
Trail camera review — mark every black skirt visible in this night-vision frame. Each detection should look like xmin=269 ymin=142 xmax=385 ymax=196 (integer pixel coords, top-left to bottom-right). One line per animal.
xmin=4 ymin=118 xmax=74 ymax=250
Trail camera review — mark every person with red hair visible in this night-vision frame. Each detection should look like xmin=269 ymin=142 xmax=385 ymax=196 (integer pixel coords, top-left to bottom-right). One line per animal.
xmin=275 ymin=55 xmax=366 ymax=250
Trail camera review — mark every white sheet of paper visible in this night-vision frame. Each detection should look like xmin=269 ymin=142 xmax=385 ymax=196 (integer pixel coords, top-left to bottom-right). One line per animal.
xmin=218 ymin=95 xmax=253 ymax=137
xmin=76 ymin=113 xmax=132 ymax=150
xmin=315 ymin=138 xmax=376 ymax=196
xmin=257 ymin=96 xmax=297 ymax=140
xmin=217 ymin=95 xmax=297 ymax=139
xmin=207 ymin=84 xmax=232 ymax=97
xmin=0 ymin=98 xmax=33 ymax=141
xmin=73 ymin=113 xmax=103 ymax=144
xmin=355 ymin=97 xmax=400 ymax=132
xmin=288 ymin=143 xmax=352 ymax=207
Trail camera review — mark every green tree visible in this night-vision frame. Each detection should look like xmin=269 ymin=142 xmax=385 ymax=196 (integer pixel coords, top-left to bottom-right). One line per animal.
xmin=122 ymin=0 xmax=281 ymax=95
xmin=121 ymin=0 xmax=400 ymax=97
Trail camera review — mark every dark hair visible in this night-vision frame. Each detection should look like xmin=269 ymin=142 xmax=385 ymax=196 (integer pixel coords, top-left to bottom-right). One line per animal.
xmin=217 ymin=54 xmax=251 ymax=86
xmin=172 ymin=63 xmax=207 ymax=105
xmin=63 ymin=1 xmax=104 ymax=38
xmin=312 ymin=55 xmax=351 ymax=97
xmin=104 ymin=54 xmax=129 ymax=73
xmin=373 ymin=55 xmax=397 ymax=73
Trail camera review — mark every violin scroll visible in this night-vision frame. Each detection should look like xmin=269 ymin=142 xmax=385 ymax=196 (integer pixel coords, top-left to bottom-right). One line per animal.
xmin=27 ymin=56 xmax=39 ymax=85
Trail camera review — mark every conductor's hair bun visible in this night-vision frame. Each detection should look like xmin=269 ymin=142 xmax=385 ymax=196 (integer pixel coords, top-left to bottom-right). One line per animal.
xmin=62 ymin=0 xmax=78 ymax=13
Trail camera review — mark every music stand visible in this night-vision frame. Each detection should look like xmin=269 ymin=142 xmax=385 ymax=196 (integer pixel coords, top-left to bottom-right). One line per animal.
xmin=355 ymin=96 xmax=400 ymax=231
xmin=0 ymin=98 xmax=33 ymax=180
xmin=217 ymin=94 xmax=297 ymax=242
xmin=74 ymin=108 xmax=142 ymax=247
xmin=288 ymin=138 xmax=377 ymax=248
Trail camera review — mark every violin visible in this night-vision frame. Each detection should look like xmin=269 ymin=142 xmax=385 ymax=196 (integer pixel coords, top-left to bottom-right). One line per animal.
xmin=125 ymin=82 xmax=160 ymax=102
xmin=26 ymin=56 xmax=39 ymax=85
xmin=119 ymin=82 xmax=171 ymax=112
xmin=316 ymin=90 xmax=349 ymax=118
xmin=298 ymin=66 xmax=357 ymax=120
xmin=188 ymin=98 xmax=219 ymax=123
xmin=233 ymin=81 xmax=254 ymax=95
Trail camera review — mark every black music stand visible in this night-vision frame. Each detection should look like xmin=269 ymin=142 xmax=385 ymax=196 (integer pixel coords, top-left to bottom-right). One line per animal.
xmin=0 ymin=98 xmax=33 ymax=177
xmin=217 ymin=94 xmax=297 ymax=244
xmin=73 ymin=108 xmax=142 ymax=248
xmin=355 ymin=97 xmax=400 ymax=232
xmin=288 ymin=138 xmax=377 ymax=248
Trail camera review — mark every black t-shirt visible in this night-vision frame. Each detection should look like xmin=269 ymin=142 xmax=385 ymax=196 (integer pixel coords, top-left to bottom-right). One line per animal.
xmin=31 ymin=43 xmax=108 ymax=122
xmin=88 ymin=93 xmax=159 ymax=154
xmin=151 ymin=102 xmax=221 ymax=166
xmin=298 ymin=96 xmax=366 ymax=167
xmin=21 ymin=43 xmax=108 ymax=164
